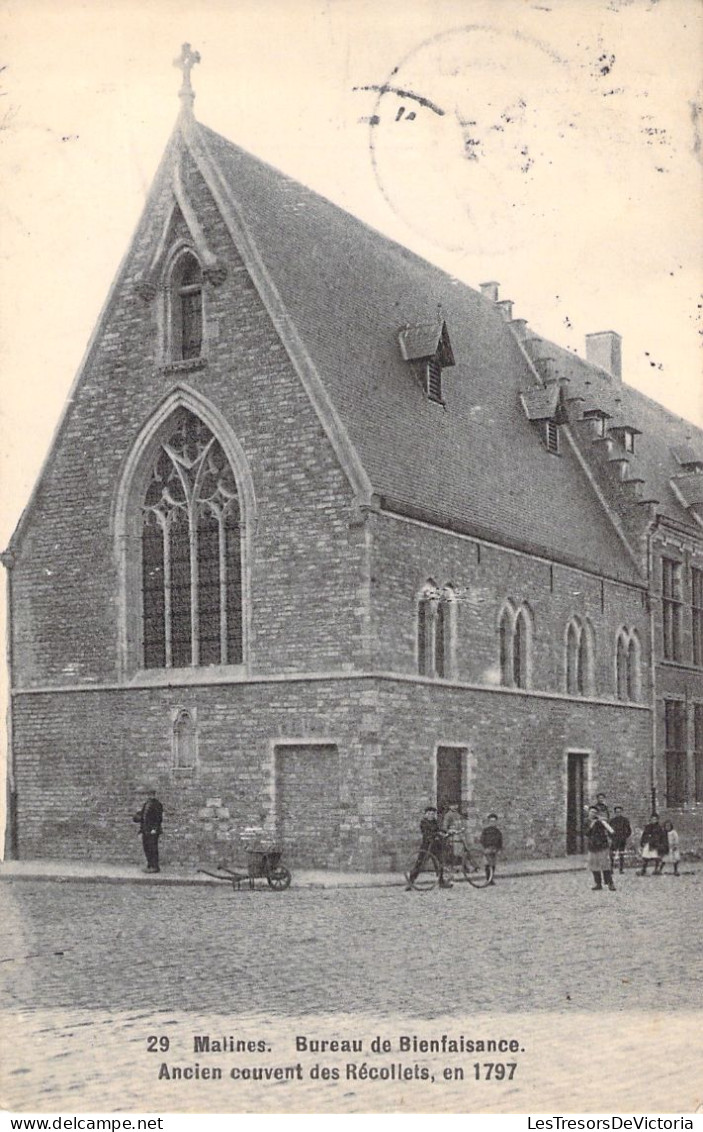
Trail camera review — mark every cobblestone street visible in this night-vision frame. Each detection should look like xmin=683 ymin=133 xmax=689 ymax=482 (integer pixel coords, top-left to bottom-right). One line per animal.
xmin=1 ymin=868 xmax=702 ymax=1113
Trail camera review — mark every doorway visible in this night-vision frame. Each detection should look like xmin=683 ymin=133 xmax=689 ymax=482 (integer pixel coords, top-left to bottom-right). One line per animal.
xmin=436 ymin=746 xmax=464 ymax=811
xmin=566 ymin=751 xmax=589 ymax=854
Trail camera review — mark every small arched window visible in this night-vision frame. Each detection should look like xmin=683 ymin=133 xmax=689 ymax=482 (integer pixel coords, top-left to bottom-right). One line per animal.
xmin=498 ymin=600 xmax=532 ymax=690
xmin=173 ymin=709 xmax=197 ymax=769
xmin=615 ymin=627 xmax=641 ymax=702
xmin=170 ymin=251 xmax=203 ymax=362
xmin=565 ymin=616 xmax=595 ymax=697
xmin=417 ymin=582 xmax=456 ymax=678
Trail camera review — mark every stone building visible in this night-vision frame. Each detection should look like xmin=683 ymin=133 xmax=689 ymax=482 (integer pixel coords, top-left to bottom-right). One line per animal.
xmin=3 ymin=56 xmax=702 ymax=869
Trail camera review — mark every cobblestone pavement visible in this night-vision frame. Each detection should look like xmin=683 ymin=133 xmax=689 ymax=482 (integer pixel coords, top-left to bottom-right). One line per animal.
xmin=1 ymin=868 xmax=702 ymax=1113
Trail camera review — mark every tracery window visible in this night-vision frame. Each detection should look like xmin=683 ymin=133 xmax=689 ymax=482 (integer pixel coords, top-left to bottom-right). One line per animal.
xmin=499 ymin=601 xmax=532 ymax=689
xmin=565 ymin=617 xmax=595 ymax=697
xmin=141 ymin=409 xmax=242 ymax=668
xmin=615 ymin=627 xmax=641 ymax=702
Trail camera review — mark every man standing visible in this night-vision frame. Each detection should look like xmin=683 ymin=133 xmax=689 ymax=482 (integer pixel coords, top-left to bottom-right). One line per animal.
xmin=134 ymin=789 xmax=164 ymax=873
xmin=586 ymin=806 xmax=615 ymax=891
xmin=610 ymin=805 xmax=632 ymax=874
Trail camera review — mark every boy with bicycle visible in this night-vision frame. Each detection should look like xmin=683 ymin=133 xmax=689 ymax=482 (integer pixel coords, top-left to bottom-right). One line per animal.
xmin=406 ymin=805 xmax=453 ymax=890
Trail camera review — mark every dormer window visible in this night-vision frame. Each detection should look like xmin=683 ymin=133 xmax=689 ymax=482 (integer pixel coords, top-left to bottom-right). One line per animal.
xmin=671 ymin=445 xmax=703 ymax=474
xmin=521 ymin=384 xmax=564 ymax=454
xmin=609 ymin=423 xmax=640 ymax=455
xmin=169 ymin=250 xmax=203 ymax=363
xmin=398 ymin=318 xmax=455 ymax=405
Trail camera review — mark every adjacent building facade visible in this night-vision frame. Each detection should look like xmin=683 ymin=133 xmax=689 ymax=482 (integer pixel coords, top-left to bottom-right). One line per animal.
xmin=3 ymin=78 xmax=702 ymax=869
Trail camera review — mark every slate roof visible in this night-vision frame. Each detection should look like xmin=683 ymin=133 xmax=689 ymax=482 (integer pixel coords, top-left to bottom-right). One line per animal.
xmin=524 ymin=335 xmax=703 ymax=529
xmin=190 ymin=121 xmax=703 ymax=578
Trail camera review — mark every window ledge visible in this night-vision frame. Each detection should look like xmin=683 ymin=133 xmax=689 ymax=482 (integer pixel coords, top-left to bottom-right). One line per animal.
xmin=129 ymin=664 xmax=247 ymax=687
xmin=659 ymin=658 xmax=703 ymax=673
xmin=160 ymin=357 xmax=207 ymax=375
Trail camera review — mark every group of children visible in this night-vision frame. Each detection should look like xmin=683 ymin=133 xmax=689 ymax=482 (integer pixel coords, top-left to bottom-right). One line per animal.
xmin=408 ymin=794 xmax=683 ymax=894
xmin=586 ymin=793 xmax=681 ymax=891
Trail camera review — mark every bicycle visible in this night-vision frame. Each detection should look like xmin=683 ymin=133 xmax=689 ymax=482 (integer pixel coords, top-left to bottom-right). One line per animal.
xmin=404 ymin=833 xmax=494 ymax=891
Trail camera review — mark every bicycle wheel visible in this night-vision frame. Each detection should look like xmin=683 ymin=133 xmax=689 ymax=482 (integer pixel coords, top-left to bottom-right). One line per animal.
xmin=267 ymin=865 xmax=292 ymax=891
xmin=404 ymin=850 xmax=440 ymax=891
xmin=462 ymin=851 xmax=492 ymax=888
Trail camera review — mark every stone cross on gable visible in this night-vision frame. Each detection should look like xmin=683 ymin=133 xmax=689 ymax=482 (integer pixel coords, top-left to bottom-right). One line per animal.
xmin=174 ymin=43 xmax=201 ymax=114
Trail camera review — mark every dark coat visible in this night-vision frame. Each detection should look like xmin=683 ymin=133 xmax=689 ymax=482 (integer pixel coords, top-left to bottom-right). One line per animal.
xmin=419 ymin=814 xmax=441 ymax=847
xmin=135 ymin=797 xmax=163 ymax=837
xmin=610 ymin=814 xmax=632 ymax=845
xmin=587 ymin=818 xmax=611 ymax=852
xmin=640 ymin=821 xmax=667 ymax=855
xmin=480 ymin=825 xmax=503 ymax=851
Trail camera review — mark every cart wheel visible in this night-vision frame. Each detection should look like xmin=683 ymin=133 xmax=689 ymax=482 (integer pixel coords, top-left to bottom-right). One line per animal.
xmin=267 ymin=866 xmax=292 ymax=891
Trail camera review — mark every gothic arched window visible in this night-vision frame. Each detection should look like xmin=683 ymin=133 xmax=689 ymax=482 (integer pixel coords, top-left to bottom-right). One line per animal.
xmin=417 ymin=582 xmax=455 ymax=678
xmin=498 ymin=600 xmax=532 ymax=690
xmin=565 ymin=616 xmax=595 ymax=697
xmin=615 ymin=627 xmax=641 ymax=702
xmin=170 ymin=251 xmax=203 ymax=362
xmin=141 ymin=409 xmax=242 ymax=668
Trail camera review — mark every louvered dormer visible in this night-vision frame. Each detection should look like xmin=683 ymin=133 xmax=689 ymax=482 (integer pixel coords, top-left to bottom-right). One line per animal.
xmin=398 ymin=318 xmax=455 ymax=404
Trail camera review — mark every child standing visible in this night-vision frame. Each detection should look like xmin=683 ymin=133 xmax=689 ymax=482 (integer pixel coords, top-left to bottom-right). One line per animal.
xmin=480 ymin=813 xmax=503 ymax=885
xmin=661 ymin=820 xmax=681 ymax=875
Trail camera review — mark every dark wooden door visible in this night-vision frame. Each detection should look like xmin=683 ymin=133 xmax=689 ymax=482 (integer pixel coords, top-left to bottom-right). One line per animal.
xmin=436 ymin=746 xmax=463 ymax=811
xmin=566 ymin=752 xmax=588 ymax=854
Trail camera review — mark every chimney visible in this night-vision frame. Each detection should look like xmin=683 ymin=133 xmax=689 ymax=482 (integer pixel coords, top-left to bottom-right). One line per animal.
xmin=511 ymin=318 xmax=529 ymax=340
xmin=534 ymin=357 xmax=559 ymax=383
xmin=585 ymin=331 xmax=622 ymax=381
xmin=480 ymin=281 xmax=500 ymax=302
xmin=496 ymin=299 xmax=514 ymax=322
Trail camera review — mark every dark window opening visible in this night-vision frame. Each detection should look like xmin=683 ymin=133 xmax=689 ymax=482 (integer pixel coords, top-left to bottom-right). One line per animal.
xmin=662 ymin=558 xmax=682 ymax=662
xmin=692 ymin=567 xmax=703 ymax=668
xmin=514 ymin=609 xmax=529 ymax=688
xmin=695 ymin=704 xmax=703 ymax=804
xmin=664 ymin=699 xmax=686 ymax=808
xmin=171 ymin=252 xmax=203 ymax=362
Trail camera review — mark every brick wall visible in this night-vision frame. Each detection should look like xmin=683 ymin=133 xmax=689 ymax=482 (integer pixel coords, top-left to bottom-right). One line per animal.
xmin=12 ymin=676 xmax=652 ymax=870
xmin=10 ymin=152 xmax=366 ymax=688
xmin=368 ymin=510 xmax=650 ymax=698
